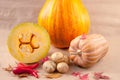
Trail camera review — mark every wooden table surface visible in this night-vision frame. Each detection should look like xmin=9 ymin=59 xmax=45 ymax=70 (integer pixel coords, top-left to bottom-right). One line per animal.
xmin=0 ymin=0 xmax=120 ymax=80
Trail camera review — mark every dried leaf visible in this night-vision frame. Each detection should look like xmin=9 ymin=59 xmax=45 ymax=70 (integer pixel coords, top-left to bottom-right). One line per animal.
xmin=45 ymin=73 xmax=62 ymax=79
xmin=18 ymin=73 xmax=29 ymax=78
xmin=3 ymin=65 xmax=13 ymax=72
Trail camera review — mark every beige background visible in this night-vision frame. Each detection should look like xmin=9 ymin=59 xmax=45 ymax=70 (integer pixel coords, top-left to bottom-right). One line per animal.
xmin=0 ymin=0 xmax=120 ymax=80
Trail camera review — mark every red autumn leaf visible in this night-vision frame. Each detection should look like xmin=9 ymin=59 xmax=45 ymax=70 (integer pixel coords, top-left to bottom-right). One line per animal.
xmin=72 ymin=72 xmax=89 ymax=80
xmin=41 ymin=56 xmax=49 ymax=63
xmin=72 ymin=72 xmax=81 ymax=77
xmin=94 ymin=72 xmax=110 ymax=80
xmin=79 ymin=73 xmax=89 ymax=80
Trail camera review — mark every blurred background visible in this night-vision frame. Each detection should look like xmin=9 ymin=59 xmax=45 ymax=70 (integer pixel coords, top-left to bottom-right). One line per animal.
xmin=0 ymin=1 xmax=120 ymax=79
xmin=0 ymin=0 xmax=120 ymax=37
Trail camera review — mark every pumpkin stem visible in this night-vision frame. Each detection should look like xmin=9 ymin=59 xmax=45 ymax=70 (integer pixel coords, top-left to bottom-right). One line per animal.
xmin=77 ymin=50 xmax=82 ymax=55
xmin=70 ymin=50 xmax=82 ymax=55
xmin=81 ymin=34 xmax=86 ymax=40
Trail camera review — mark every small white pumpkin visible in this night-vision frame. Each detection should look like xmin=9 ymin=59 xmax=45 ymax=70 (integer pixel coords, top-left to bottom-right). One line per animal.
xmin=69 ymin=34 xmax=109 ymax=68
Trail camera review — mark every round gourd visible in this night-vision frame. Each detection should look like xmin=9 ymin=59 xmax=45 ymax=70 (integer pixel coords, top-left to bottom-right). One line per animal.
xmin=38 ymin=0 xmax=90 ymax=48
xmin=69 ymin=34 xmax=109 ymax=68
xmin=7 ymin=23 xmax=50 ymax=63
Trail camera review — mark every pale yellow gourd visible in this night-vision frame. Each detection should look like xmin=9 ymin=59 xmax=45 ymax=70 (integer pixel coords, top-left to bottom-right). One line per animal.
xmin=69 ymin=34 xmax=109 ymax=68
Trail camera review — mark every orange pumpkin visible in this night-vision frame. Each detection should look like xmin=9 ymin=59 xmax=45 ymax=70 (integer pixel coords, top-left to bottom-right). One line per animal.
xmin=38 ymin=0 xmax=90 ymax=48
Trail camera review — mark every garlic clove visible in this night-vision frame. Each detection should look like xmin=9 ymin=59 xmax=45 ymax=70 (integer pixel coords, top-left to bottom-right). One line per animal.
xmin=42 ymin=60 xmax=56 ymax=73
xmin=50 ymin=52 xmax=70 ymax=64
xmin=57 ymin=62 xmax=69 ymax=73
